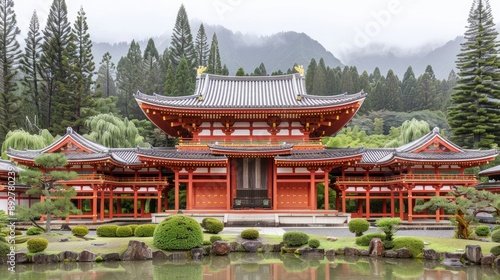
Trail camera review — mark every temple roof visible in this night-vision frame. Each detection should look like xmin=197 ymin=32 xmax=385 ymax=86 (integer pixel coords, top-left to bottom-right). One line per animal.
xmin=478 ymin=165 xmax=500 ymax=176
xmin=0 ymin=159 xmax=23 ymax=172
xmin=134 ymin=73 xmax=366 ymax=110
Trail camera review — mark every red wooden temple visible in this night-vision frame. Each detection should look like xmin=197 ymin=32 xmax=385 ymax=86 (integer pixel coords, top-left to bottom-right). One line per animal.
xmin=4 ymin=71 xmax=498 ymax=222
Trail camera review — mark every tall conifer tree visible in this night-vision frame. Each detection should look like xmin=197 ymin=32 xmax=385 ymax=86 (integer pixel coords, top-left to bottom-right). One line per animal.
xmin=169 ymin=4 xmax=196 ymax=68
xmin=207 ymin=33 xmax=222 ymax=74
xmin=448 ymin=0 xmax=500 ymax=148
xmin=95 ymin=52 xmax=116 ymax=97
xmin=20 ymin=11 xmax=42 ymax=123
xmin=0 ymin=0 xmax=22 ymax=140
xmin=401 ymin=66 xmax=417 ymax=112
xmin=143 ymin=38 xmax=162 ymax=94
xmin=116 ymin=40 xmax=143 ymax=118
xmin=173 ymin=56 xmax=194 ymax=96
xmin=195 ymin=24 xmax=209 ymax=67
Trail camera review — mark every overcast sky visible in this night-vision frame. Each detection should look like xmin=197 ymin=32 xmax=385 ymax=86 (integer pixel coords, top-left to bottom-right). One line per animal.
xmin=13 ymin=0 xmax=500 ymax=62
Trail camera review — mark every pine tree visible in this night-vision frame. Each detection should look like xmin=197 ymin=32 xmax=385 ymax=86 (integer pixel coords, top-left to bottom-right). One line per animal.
xmin=0 ymin=0 xmax=22 ymax=140
xmin=159 ymin=47 xmax=170 ymax=91
xmin=416 ymin=72 xmax=437 ymax=111
xmin=164 ymin=63 xmax=175 ymax=96
xmin=313 ymin=59 xmax=327 ymax=95
xmin=143 ymin=38 xmax=162 ymax=94
xmin=195 ymin=23 xmax=209 ymax=67
xmin=39 ymin=0 xmax=72 ymax=133
xmin=169 ymin=4 xmax=196 ymax=68
xmin=385 ymin=69 xmax=402 ymax=111
xmin=340 ymin=66 xmax=355 ymax=94
xmin=448 ymin=0 xmax=500 ymax=148
xmin=173 ymin=56 xmax=194 ymax=96
xmin=65 ymin=6 xmax=95 ymax=133
xmin=95 ymin=52 xmax=116 ymax=97
xmin=235 ymin=67 xmax=245 ymax=76
xmin=116 ymin=40 xmax=144 ymax=118
xmin=305 ymin=58 xmax=317 ymax=93
xmin=20 ymin=11 xmax=42 ymax=124
xmin=252 ymin=62 xmax=267 ymax=76
xmin=221 ymin=64 xmax=229 ymax=76
xmin=401 ymin=66 xmax=417 ymax=112
xmin=207 ymin=33 xmax=222 ymax=74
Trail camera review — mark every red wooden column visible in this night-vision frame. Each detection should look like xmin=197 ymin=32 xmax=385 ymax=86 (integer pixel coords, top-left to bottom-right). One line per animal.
xmin=322 ymin=167 xmax=331 ymax=210
xmin=390 ymin=187 xmax=395 ymax=218
xmin=174 ymin=168 xmax=180 ymax=210
xmin=92 ymin=186 xmax=98 ymax=222
xmin=133 ymin=186 xmax=138 ymax=219
xmin=156 ymin=186 xmax=165 ymax=213
xmin=108 ymin=186 xmax=114 ymax=219
xmin=407 ymin=185 xmax=414 ymax=222
xmin=186 ymin=167 xmax=196 ymax=210
xmin=341 ymin=187 xmax=346 ymax=213
xmin=365 ymin=186 xmax=371 ymax=219
xmin=307 ymin=167 xmax=318 ymax=210
xmin=273 ymin=164 xmax=278 ymax=210
xmin=226 ymin=163 xmax=231 ymax=210
xmin=399 ymin=189 xmax=404 ymax=220
xmin=100 ymin=188 xmax=105 ymax=221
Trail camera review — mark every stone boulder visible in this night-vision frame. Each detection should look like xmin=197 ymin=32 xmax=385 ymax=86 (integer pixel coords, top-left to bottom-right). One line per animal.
xmin=442 ymin=252 xmax=464 ymax=267
xmin=166 ymin=251 xmax=188 ymax=261
xmin=465 ymin=245 xmax=483 ymax=264
xmin=32 ymin=253 xmax=59 ymax=264
xmin=77 ymin=250 xmax=97 ymax=262
xmin=480 ymin=253 xmax=494 ymax=266
xmin=369 ymin=238 xmax=384 ymax=257
xmin=395 ymin=248 xmax=412 ymax=258
xmin=120 ymin=240 xmax=153 ymax=261
xmin=360 ymin=250 xmax=369 ymax=256
xmin=212 ymin=241 xmax=231 ymax=255
xmin=60 ymin=251 xmax=79 ymax=261
xmin=15 ymin=253 xmax=28 ymax=263
xmin=494 ymin=257 xmax=500 ymax=267
xmin=260 ymin=244 xmax=273 ymax=253
xmin=297 ymin=247 xmax=325 ymax=257
xmin=191 ymin=248 xmax=204 ymax=260
xmin=383 ymin=251 xmax=399 ymax=258
xmin=229 ymin=241 xmax=240 ymax=252
xmin=344 ymin=247 xmax=360 ymax=256
xmin=422 ymin=248 xmax=441 ymax=260
xmin=325 ymin=249 xmax=336 ymax=257
xmin=152 ymin=250 xmax=168 ymax=260
xmin=101 ymin=253 xmax=120 ymax=262
xmin=241 ymin=240 xmax=262 ymax=252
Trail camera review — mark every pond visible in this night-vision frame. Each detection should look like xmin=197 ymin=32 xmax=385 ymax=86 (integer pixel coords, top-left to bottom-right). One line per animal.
xmin=3 ymin=253 xmax=500 ymax=280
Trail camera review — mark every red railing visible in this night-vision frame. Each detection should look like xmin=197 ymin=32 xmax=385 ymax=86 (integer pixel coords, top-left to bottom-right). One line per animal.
xmin=336 ymin=174 xmax=477 ymax=184
xmin=68 ymin=174 xmax=168 ymax=185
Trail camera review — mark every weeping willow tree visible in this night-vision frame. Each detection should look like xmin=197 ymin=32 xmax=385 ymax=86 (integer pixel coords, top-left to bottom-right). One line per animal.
xmin=384 ymin=118 xmax=430 ymax=148
xmin=84 ymin=113 xmax=150 ymax=148
xmin=1 ymin=129 xmax=55 ymax=158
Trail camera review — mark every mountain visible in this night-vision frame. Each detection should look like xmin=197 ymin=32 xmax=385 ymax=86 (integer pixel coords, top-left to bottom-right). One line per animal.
xmin=92 ymin=24 xmax=342 ymax=75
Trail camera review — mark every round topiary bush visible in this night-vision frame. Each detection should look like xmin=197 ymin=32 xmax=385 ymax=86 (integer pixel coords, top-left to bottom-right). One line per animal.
xmin=490 ymin=245 xmax=500 ymax=256
xmin=393 ymin=237 xmax=425 ymax=257
xmin=475 ymin=225 xmax=491 ymax=237
xmin=72 ymin=226 xmax=89 ymax=237
xmin=348 ymin=218 xmax=370 ymax=237
xmin=153 ymin=214 xmax=203 ymax=250
xmin=116 ymin=226 xmax=133 ymax=237
xmin=14 ymin=229 xmax=22 ymax=235
xmin=355 ymin=232 xmax=386 ymax=246
xmin=26 ymin=227 xmax=44 ymax=235
xmin=202 ymin=218 xmax=224 ymax=234
xmin=210 ymin=235 xmax=222 ymax=243
xmin=241 ymin=229 xmax=259 ymax=240
xmin=0 ymin=242 xmax=10 ymax=256
xmin=96 ymin=225 xmax=119 ymax=237
xmin=283 ymin=231 xmax=309 ymax=247
xmin=492 ymin=228 xmax=500 ymax=243
xmin=128 ymin=224 xmax=139 ymax=235
xmin=27 ymin=237 xmax=49 ymax=253
xmin=308 ymin=239 xmax=320 ymax=248
xmin=134 ymin=224 xmax=157 ymax=237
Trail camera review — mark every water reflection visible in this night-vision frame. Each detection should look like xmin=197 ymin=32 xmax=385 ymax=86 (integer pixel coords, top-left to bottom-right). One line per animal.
xmin=4 ymin=253 xmax=500 ymax=280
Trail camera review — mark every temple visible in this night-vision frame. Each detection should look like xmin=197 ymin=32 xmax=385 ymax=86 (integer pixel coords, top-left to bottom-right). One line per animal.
xmin=4 ymin=72 xmax=498 ymax=222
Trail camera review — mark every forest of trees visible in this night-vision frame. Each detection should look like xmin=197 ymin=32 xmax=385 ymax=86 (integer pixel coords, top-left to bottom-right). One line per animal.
xmin=1 ymin=0 xmax=499 ymax=156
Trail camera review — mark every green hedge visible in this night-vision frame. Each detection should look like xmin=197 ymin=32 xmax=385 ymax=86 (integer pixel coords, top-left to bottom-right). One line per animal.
xmin=153 ymin=215 xmax=203 ymax=250
xmin=72 ymin=226 xmax=89 ymax=237
xmin=492 ymin=225 xmax=500 ymax=232
xmin=308 ymin=239 xmax=320 ymax=248
xmin=283 ymin=231 xmax=309 ymax=246
xmin=241 ymin=229 xmax=259 ymax=240
xmin=393 ymin=237 xmax=424 ymax=257
xmin=27 ymin=237 xmax=49 ymax=253
xmin=116 ymin=226 xmax=133 ymax=237
xmin=355 ymin=232 xmax=386 ymax=246
xmin=475 ymin=225 xmax=490 ymax=237
xmin=0 ymin=242 xmax=10 ymax=256
xmin=210 ymin=235 xmax=222 ymax=243
xmin=491 ymin=245 xmax=500 ymax=256
xmin=134 ymin=224 xmax=157 ymax=237
xmin=202 ymin=218 xmax=224 ymax=234
xmin=128 ymin=224 xmax=139 ymax=235
xmin=348 ymin=219 xmax=370 ymax=237
xmin=96 ymin=225 xmax=119 ymax=237
xmin=26 ymin=227 xmax=44 ymax=235
xmin=492 ymin=228 xmax=500 ymax=243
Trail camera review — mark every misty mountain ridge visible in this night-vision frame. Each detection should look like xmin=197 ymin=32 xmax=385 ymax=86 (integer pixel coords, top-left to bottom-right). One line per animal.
xmin=92 ymin=22 xmax=500 ymax=80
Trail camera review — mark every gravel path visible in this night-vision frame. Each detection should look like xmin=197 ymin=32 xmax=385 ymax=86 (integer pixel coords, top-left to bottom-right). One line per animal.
xmin=283 ymin=227 xmax=455 ymax=238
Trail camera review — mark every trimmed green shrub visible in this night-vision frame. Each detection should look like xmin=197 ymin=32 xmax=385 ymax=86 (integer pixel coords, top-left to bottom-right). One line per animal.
xmin=0 ymin=242 xmax=10 ymax=256
xmin=492 ymin=225 xmax=500 ymax=232
xmin=95 ymin=256 xmax=103 ymax=262
xmin=0 ymin=235 xmax=7 ymax=243
xmin=14 ymin=229 xmax=22 ymax=235
xmin=27 ymin=237 xmax=49 ymax=253
xmin=283 ymin=231 xmax=309 ymax=246
xmin=492 ymin=228 xmax=500 ymax=243
xmin=72 ymin=226 xmax=89 ymax=237
xmin=153 ymin=214 xmax=203 ymax=250
xmin=210 ymin=235 xmax=222 ymax=243
xmin=116 ymin=226 xmax=133 ymax=237
xmin=128 ymin=224 xmax=139 ymax=234
xmin=355 ymin=232 xmax=386 ymax=246
xmin=490 ymin=245 xmax=500 ymax=256
xmin=383 ymin=240 xmax=394 ymax=249
xmin=475 ymin=225 xmax=490 ymax=237
xmin=308 ymin=239 xmax=320 ymax=248
xmin=202 ymin=240 xmax=212 ymax=246
xmin=393 ymin=237 xmax=425 ymax=257
xmin=96 ymin=225 xmax=119 ymax=237
xmin=134 ymin=224 xmax=157 ymax=237
xmin=241 ymin=229 xmax=259 ymax=240
xmin=202 ymin=218 xmax=224 ymax=234
xmin=348 ymin=219 xmax=370 ymax=237
xmin=375 ymin=218 xmax=401 ymax=241
xmin=26 ymin=227 xmax=44 ymax=235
